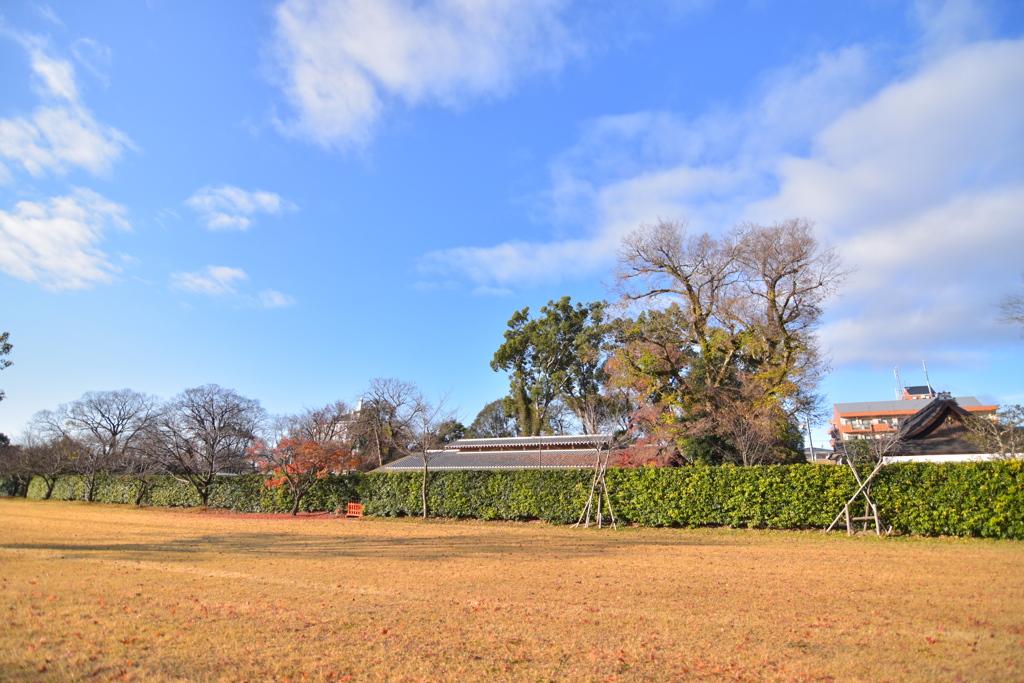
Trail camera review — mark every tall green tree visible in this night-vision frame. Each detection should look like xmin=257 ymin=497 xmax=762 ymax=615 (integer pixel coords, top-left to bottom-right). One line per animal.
xmin=465 ymin=399 xmax=517 ymax=438
xmin=491 ymin=297 xmax=608 ymax=436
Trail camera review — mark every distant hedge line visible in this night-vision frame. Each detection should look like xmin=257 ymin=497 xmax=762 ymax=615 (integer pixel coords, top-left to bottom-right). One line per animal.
xmin=16 ymin=460 xmax=1024 ymax=539
xmin=25 ymin=474 xmax=361 ymax=514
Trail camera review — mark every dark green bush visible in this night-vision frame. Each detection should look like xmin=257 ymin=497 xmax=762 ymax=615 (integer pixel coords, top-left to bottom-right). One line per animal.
xmin=23 ymin=461 xmax=1024 ymax=539
xmin=0 ymin=477 xmax=24 ymax=497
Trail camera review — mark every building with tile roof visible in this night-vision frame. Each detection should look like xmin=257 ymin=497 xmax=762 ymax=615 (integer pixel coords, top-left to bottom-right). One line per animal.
xmin=372 ymin=434 xmax=612 ymax=472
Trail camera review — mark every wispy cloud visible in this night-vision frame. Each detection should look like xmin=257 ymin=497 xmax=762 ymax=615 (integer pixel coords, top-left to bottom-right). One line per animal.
xmin=171 ymin=266 xmax=248 ymax=296
xmin=0 ymin=33 xmax=134 ymax=179
xmin=71 ymin=38 xmax=114 ymax=86
xmin=33 ymin=3 xmax=64 ymax=27
xmin=171 ymin=266 xmax=296 ymax=309
xmin=0 ymin=188 xmax=130 ymax=290
xmin=419 ymin=6 xmax=1024 ymax=363
xmin=185 ymin=185 xmax=293 ymax=230
xmin=418 ymin=45 xmax=874 ymax=288
xmin=258 ymin=289 xmax=296 ymax=308
xmin=268 ymin=0 xmax=578 ymax=148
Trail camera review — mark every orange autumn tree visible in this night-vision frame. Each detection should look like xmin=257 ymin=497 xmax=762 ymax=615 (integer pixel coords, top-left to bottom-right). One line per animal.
xmin=251 ymin=437 xmax=356 ymax=515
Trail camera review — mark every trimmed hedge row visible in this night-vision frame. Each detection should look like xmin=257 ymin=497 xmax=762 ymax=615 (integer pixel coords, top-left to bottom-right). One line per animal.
xmin=361 ymin=469 xmax=595 ymax=524
xmin=21 ymin=461 xmax=1024 ymax=539
xmin=26 ymin=473 xmax=361 ymax=514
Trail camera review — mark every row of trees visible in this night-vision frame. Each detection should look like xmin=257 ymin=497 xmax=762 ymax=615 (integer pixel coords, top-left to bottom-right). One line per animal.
xmin=0 ymin=379 xmax=458 ymax=514
xmin=4 ymin=221 xmax=1021 ymax=491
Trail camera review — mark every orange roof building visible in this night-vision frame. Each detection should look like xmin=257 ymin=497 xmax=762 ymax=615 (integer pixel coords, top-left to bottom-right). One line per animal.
xmin=829 ymin=390 xmax=997 ymax=448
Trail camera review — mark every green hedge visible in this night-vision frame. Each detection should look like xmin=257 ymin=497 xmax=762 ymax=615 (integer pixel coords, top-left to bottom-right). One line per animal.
xmin=26 ymin=473 xmax=361 ymax=514
xmin=22 ymin=461 xmax=1024 ymax=539
xmin=361 ymin=469 xmax=594 ymax=524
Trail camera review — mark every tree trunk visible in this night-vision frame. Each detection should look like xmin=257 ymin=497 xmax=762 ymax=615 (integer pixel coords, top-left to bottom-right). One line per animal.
xmin=421 ymin=456 xmax=428 ymax=519
xmin=44 ymin=477 xmax=56 ymax=499
xmin=86 ymin=473 xmax=96 ymax=502
xmin=134 ymin=479 xmax=148 ymax=506
xmin=291 ymin=492 xmax=301 ymax=515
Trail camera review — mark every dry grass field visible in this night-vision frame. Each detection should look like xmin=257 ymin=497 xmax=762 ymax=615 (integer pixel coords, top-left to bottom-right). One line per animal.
xmin=1 ymin=499 xmax=1022 ymax=682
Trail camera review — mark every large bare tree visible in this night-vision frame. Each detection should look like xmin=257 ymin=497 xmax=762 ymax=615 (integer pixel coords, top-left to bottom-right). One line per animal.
xmin=610 ymin=218 xmax=847 ymax=464
xmin=354 ymin=378 xmax=425 ymax=469
xmin=153 ymin=384 xmax=265 ymax=506
xmin=31 ymin=389 xmax=161 ymax=501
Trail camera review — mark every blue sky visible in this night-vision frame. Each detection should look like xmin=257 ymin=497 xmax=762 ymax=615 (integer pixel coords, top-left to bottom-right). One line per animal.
xmin=1 ymin=0 xmax=1022 ymax=448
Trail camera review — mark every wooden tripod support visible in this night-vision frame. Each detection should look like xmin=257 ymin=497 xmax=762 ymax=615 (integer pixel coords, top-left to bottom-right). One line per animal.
xmin=826 ymin=458 xmax=888 ymax=536
xmin=575 ymin=446 xmax=617 ymax=530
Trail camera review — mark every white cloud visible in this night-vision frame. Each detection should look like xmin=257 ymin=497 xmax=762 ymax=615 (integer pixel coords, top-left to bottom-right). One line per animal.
xmin=258 ymin=289 xmax=296 ymax=308
xmin=419 ymin=18 xmax=1024 ymax=366
xmin=171 ymin=266 xmax=249 ymax=296
xmin=419 ymin=45 xmax=873 ymax=287
xmin=268 ymin=0 xmax=576 ymax=147
xmin=27 ymin=42 xmax=78 ymax=100
xmin=0 ymin=104 xmax=134 ymax=178
xmin=754 ymin=38 xmax=1024 ymax=365
xmin=171 ymin=268 xmax=297 ymax=308
xmin=0 ymin=188 xmax=130 ymax=290
xmin=0 ymin=34 xmax=134 ymax=178
xmin=185 ymin=185 xmax=293 ymax=230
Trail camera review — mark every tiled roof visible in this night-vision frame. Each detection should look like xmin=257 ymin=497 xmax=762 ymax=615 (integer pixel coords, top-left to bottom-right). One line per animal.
xmin=896 ymin=393 xmax=972 ymax=440
xmin=373 ymin=448 xmax=601 ymax=471
xmin=452 ymin=434 xmax=613 ymax=450
xmin=834 ymin=396 xmax=983 ymax=414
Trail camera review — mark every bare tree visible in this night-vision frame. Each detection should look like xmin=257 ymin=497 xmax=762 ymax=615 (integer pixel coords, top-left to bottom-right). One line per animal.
xmin=31 ymin=389 xmax=161 ymax=502
xmin=354 ymin=379 xmax=424 ymax=469
xmin=290 ymin=400 xmax=355 ymax=444
xmin=966 ymin=405 xmax=1024 ymax=459
xmin=999 ymin=273 xmax=1024 ymax=336
xmin=404 ymin=393 xmax=457 ymax=520
xmin=9 ymin=429 xmax=84 ymax=499
xmin=0 ymin=434 xmax=33 ymax=497
xmin=732 ymin=219 xmax=846 ymax=416
xmin=611 ymin=218 xmax=847 ymax=463
xmin=153 ymin=385 xmax=266 ymax=506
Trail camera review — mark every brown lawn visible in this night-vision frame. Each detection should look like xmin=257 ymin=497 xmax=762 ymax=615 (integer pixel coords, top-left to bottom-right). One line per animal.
xmin=1 ymin=499 xmax=1022 ymax=682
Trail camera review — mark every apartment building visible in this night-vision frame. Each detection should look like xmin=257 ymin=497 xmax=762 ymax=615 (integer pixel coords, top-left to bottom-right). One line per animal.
xmin=829 ymin=387 xmax=997 ymax=447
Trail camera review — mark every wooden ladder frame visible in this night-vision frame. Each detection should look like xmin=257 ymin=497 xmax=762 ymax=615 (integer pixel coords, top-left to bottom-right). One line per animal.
xmin=825 ymin=458 xmax=889 ymax=536
xmin=575 ymin=445 xmax=617 ymax=530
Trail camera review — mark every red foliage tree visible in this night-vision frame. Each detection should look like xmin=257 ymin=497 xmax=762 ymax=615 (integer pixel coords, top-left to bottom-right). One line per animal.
xmin=251 ymin=437 xmax=356 ymax=515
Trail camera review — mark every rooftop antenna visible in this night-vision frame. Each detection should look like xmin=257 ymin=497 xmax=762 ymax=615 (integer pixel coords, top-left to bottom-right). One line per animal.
xmin=894 ymin=364 xmax=903 ymax=400
xmin=922 ymin=360 xmax=934 ymax=397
